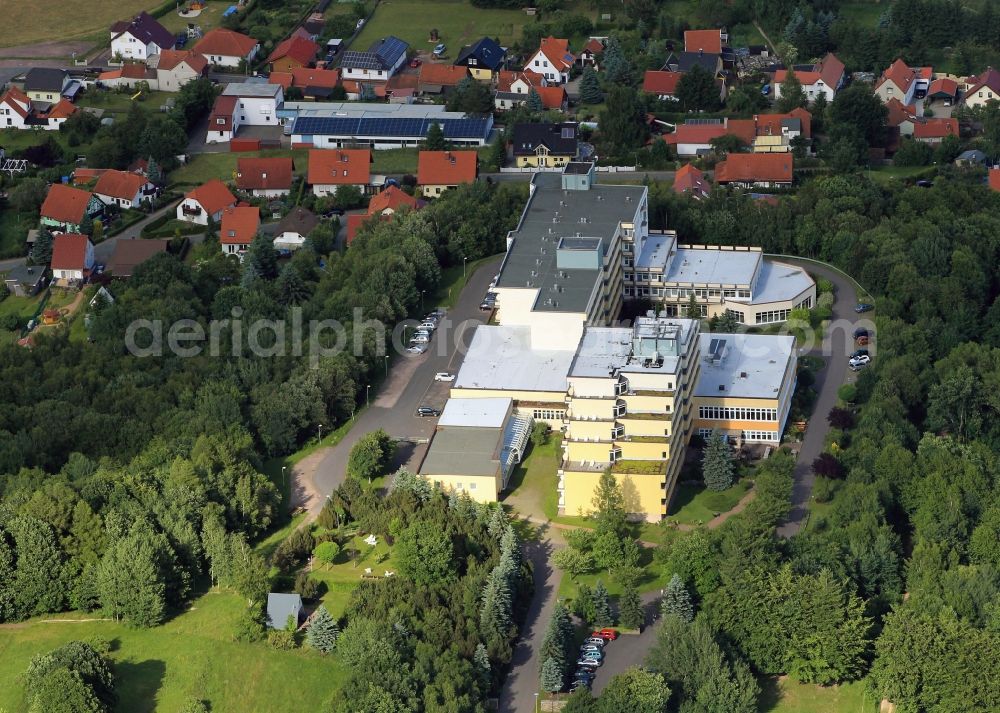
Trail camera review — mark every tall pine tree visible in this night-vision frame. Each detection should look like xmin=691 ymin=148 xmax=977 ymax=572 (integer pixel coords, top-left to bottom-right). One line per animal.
xmin=30 ymin=226 xmax=53 ymax=266
xmin=541 ymin=656 xmax=565 ymax=693
xmin=619 ymin=583 xmax=643 ymax=630
xmin=661 ymin=573 xmax=694 ymax=623
xmin=580 ymin=67 xmax=603 ymax=104
xmin=305 ymin=605 xmax=339 ymax=653
xmin=702 ymin=433 xmax=735 ymax=491
xmin=592 ymin=580 xmax=614 ymax=628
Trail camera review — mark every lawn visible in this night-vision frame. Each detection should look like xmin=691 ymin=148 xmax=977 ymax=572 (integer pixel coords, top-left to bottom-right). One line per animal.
xmin=0 ymin=207 xmax=35 ymax=259
xmin=371 ymin=148 xmax=421 ymax=175
xmin=0 ymin=590 xmax=343 ymax=713
xmin=159 ymin=1 xmax=228 ymax=37
xmin=838 ymin=2 xmax=886 ymax=28
xmin=866 ymin=165 xmax=936 ymax=186
xmin=665 ymin=480 xmax=751 ymax=526
xmin=170 ymin=149 xmax=310 ymax=187
xmin=0 ymin=292 xmax=45 ymax=322
xmin=759 ymin=677 xmax=876 ymax=713
xmin=431 ymin=252 xmax=503 ymax=310
xmin=0 ymin=0 xmax=164 ymax=48
xmin=307 ymin=534 xmax=399 ymax=619
xmin=76 ymin=90 xmax=177 ymax=117
xmin=353 ymin=0 xmax=528 ymax=55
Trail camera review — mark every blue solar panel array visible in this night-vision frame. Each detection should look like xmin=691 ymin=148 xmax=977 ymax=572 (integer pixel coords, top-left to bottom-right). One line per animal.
xmin=293 ymin=116 xmax=490 ymax=140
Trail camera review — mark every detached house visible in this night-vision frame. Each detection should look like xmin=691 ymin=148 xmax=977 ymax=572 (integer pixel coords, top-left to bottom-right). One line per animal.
xmin=40 ymin=184 xmax=104 ymax=233
xmin=455 ymin=37 xmax=507 ymax=81
xmin=684 ymin=29 xmax=724 ymax=54
xmin=308 ymin=148 xmax=372 ymax=197
xmin=511 ymin=122 xmax=578 ymax=168
xmin=417 ymin=63 xmax=469 ymax=95
xmin=927 ymin=77 xmax=959 ymax=104
xmin=576 ymin=38 xmax=604 ymax=69
xmin=875 ymin=59 xmax=931 ymax=105
xmin=155 ymin=50 xmax=208 ymax=91
xmin=642 ymin=71 xmax=682 ymax=100
xmin=192 ymin=28 xmax=259 ymax=68
xmin=24 ymin=68 xmax=71 ymax=104
xmin=346 ymin=186 xmax=424 ymax=243
xmin=714 ymin=153 xmax=793 ymax=189
xmin=177 ymin=179 xmax=237 ymax=225
xmin=269 ymin=67 xmax=340 ymax=100
xmin=206 ymin=82 xmax=283 ymax=143
xmin=267 ymin=35 xmax=319 ymax=73
xmin=109 ymin=11 xmax=175 ymax=62
xmin=773 ymin=53 xmax=845 ymax=102
xmin=494 ymin=70 xmax=565 ymax=111
xmin=0 ymin=87 xmax=31 ymax=129
xmin=273 ymin=207 xmax=319 ymax=251
xmin=93 ymin=169 xmax=157 ymax=209
xmin=910 ymin=117 xmax=959 ymax=144
xmin=220 ymin=205 xmax=260 ymax=257
xmin=236 ymin=157 xmax=294 ymax=197
xmin=340 ymin=36 xmax=408 ymax=82
xmin=524 ymin=36 xmax=574 ymax=85
xmin=417 ymin=150 xmax=478 ymax=197
xmin=50 ymin=233 xmax=95 ymax=283
xmin=962 ymin=68 xmax=1000 ymax=109
xmin=673 ymin=164 xmax=711 ymax=200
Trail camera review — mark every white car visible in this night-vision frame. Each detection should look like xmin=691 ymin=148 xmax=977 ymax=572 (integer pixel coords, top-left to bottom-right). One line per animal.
xmin=419 ymin=322 xmax=437 ymax=331
xmin=849 ymin=354 xmax=871 ymax=368
xmin=434 ymin=372 xmax=456 ymax=382
xmin=407 ymin=344 xmax=427 ymax=354
xmin=410 ymin=335 xmax=430 ymax=344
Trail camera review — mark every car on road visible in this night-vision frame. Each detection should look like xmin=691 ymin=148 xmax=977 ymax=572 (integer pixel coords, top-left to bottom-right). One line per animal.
xmin=434 ymin=372 xmax=455 ymax=382
xmin=855 ymin=303 xmax=874 ymax=313
xmin=356 ymin=18 xmax=365 ymax=29
xmin=417 ymin=406 xmax=440 ymax=417
xmin=406 ymin=344 xmax=427 ymax=354
xmin=592 ymin=629 xmax=618 ymax=641
xmin=576 ymin=657 xmax=601 ymax=668
xmin=849 ymin=354 xmax=871 ymax=368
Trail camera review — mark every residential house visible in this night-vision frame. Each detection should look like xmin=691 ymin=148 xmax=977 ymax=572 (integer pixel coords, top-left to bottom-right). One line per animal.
xmin=417 ymin=150 xmax=477 ymax=197
xmin=576 ymin=38 xmax=604 ymax=69
xmin=910 ymin=117 xmax=959 ymax=144
xmin=955 ymin=149 xmax=987 ymax=166
xmin=455 ymin=37 xmax=507 ymax=80
xmin=962 ymin=68 xmax=1000 ymax=109
xmin=684 ymin=29 xmax=724 ymax=54
xmin=23 ymin=68 xmax=71 ymax=104
xmin=50 ymin=233 xmax=95 ymax=282
xmin=417 ymin=63 xmax=469 ymax=95
xmin=641 ymin=71 xmax=682 ymax=100
xmin=511 ymin=122 xmax=578 ymax=168
xmin=154 ymin=50 xmax=209 ymax=91
xmin=269 ymin=67 xmax=340 ymax=100
xmin=46 ymin=99 xmax=77 ymax=130
xmin=192 ymin=28 xmax=259 ymax=68
xmin=93 ymin=169 xmax=157 ymax=209
xmin=773 ymin=53 xmax=845 ymax=102
xmin=40 ymin=184 xmax=103 ymax=233
xmin=3 ymin=264 xmax=46 ymax=297
xmin=206 ymin=95 xmax=238 ymax=143
xmin=108 ymin=238 xmax=169 ymax=277
xmin=206 ymin=82 xmax=283 ymax=142
xmin=524 ymin=36 xmax=574 ymax=85
xmin=0 ymin=87 xmax=30 ymax=129
xmin=267 ymin=35 xmax=319 ymax=73
xmin=340 ymin=36 xmax=409 ymax=82
xmin=220 ymin=205 xmax=261 ymax=257
xmin=109 ymin=11 xmax=174 ymax=62
xmin=926 ymin=77 xmax=959 ymax=104
xmin=236 ymin=157 xmax=295 ymax=197
xmin=177 ymin=179 xmax=237 ymax=225
xmin=714 ymin=153 xmax=793 ymax=188
xmin=672 ymin=163 xmax=711 ymax=200
xmin=266 ymin=593 xmax=302 ymax=630
xmin=346 ymin=186 xmax=423 ymax=243
xmin=885 ymin=97 xmax=918 ymax=129
xmin=990 ymin=168 xmax=1000 ymax=192
xmin=97 ymin=63 xmax=156 ymax=90
xmin=664 ymin=51 xmax=723 ymax=76
xmin=875 ymin=59 xmax=931 ymax=105
xmin=308 ymin=148 xmax=372 ymax=196
xmin=494 ymin=70 xmax=566 ymax=111
xmin=665 ymin=111 xmax=809 ymax=156
xmin=273 ymin=207 xmax=319 ymax=251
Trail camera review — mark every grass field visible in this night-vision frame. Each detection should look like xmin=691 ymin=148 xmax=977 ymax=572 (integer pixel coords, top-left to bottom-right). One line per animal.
xmin=307 ymin=534 xmax=399 ymax=618
xmin=0 ymin=0 xmax=165 ymax=49
xmin=0 ymin=207 xmax=35 ymax=259
xmin=354 ymin=0 xmax=528 ymax=56
xmin=866 ymin=165 xmax=936 ymax=186
xmin=77 ymin=90 xmax=177 ymax=118
xmin=838 ymin=2 xmax=886 ymax=28
xmin=666 ymin=480 xmax=751 ymax=525
xmin=0 ymin=590 xmax=343 ymax=713
xmin=159 ymin=2 xmax=228 ymax=37
xmin=170 ymin=149 xmax=310 ymax=186
xmin=759 ymin=677 xmax=876 ymax=713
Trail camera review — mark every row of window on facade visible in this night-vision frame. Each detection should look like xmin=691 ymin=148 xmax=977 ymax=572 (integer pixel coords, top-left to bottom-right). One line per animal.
xmin=698 ymin=406 xmax=778 ymax=421
xmin=698 ymin=428 xmax=778 ymax=441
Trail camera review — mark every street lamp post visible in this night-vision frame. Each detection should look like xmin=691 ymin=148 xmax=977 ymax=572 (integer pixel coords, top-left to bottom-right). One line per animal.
xmin=420 ymin=289 xmax=425 ymax=312
xmin=366 ymin=384 xmax=370 ymax=407
xmin=463 ymin=256 xmax=467 ymax=278
xmin=281 ymin=466 xmax=286 ymax=489
xmin=317 ymin=424 xmax=323 ymax=443
xmin=534 ymin=693 xmax=539 ymax=713
xmin=384 ymin=354 xmax=389 ymax=376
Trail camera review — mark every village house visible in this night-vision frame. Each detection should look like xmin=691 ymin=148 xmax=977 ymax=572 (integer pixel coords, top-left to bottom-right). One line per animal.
xmin=273 ymin=207 xmax=319 ymax=251
xmin=684 ymin=29 xmax=724 ymax=54
xmin=417 ymin=63 xmax=469 ymax=95
xmin=454 ymin=37 xmax=507 ymax=80
xmin=220 ymin=205 xmax=261 ymax=257
xmin=642 ymin=71 xmax=682 ymax=101
xmin=990 ymin=168 xmax=1000 ymax=192
xmin=308 ymin=148 xmax=373 ymax=196
xmin=40 ymin=184 xmax=104 ymax=233
xmin=50 ymin=233 xmax=95 ymax=283
xmin=205 ymin=82 xmax=283 ymax=143
xmin=511 ymin=122 xmax=578 ymax=168
xmin=714 ymin=153 xmax=793 ymax=189
xmin=962 ymin=68 xmax=1000 ymax=109
xmin=108 ymin=238 xmax=170 ymax=278
xmin=494 ymin=70 xmax=566 ymax=111
xmin=3 ymin=264 xmax=46 ymax=297
xmin=192 ymin=28 xmax=259 ymax=68
xmin=773 ymin=53 xmax=845 ymax=102
xmin=97 ymin=63 xmax=157 ymax=91
xmin=267 ymin=35 xmax=320 ymax=73
xmin=23 ymin=68 xmax=72 ymax=104
xmin=346 ymin=185 xmax=423 ymax=243
xmin=236 ymin=157 xmax=295 ymax=197
xmin=154 ymin=50 xmax=209 ymax=91
xmin=340 ymin=36 xmax=408 ymax=82
xmin=576 ymin=38 xmax=604 ymax=69
xmin=926 ymin=77 xmax=959 ymax=105
xmin=524 ymin=36 xmax=574 ymax=85
xmin=93 ymin=169 xmax=158 ymax=209
xmin=909 ymin=117 xmax=959 ymax=144
xmin=0 ymin=87 xmax=31 ymax=129
xmin=665 ymin=110 xmax=810 ymax=156
xmin=875 ymin=59 xmax=931 ymax=105
xmin=109 ymin=11 xmax=175 ymax=62
xmin=417 ymin=150 xmax=478 ymax=197
xmin=672 ymin=163 xmax=711 ymax=200
xmin=269 ymin=67 xmax=340 ymax=100
xmin=177 ymin=179 xmax=237 ymax=225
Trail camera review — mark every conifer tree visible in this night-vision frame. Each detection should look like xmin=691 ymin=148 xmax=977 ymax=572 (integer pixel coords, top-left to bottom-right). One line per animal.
xmin=702 ymin=433 xmax=735 ymax=491
xmin=592 ymin=580 xmax=614 ymax=628
xmin=661 ymin=573 xmax=694 ymax=623
xmin=619 ymin=583 xmax=643 ymax=630
xmin=305 ymin=605 xmax=339 ymax=653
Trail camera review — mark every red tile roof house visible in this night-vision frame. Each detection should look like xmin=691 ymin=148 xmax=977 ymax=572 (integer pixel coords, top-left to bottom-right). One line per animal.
xmin=664 ymin=112 xmax=810 ymax=156
xmin=50 ymin=233 xmax=95 ymax=283
xmin=154 ymin=50 xmax=209 ymax=92
xmin=269 ymin=67 xmax=340 ymax=100
xmin=524 ymin=36 xmax=574 ymax=84
xmin=642 ymin=71 xmax=682 ymax=100
xmin=962 ymin=67 xmax=1000 ymax=109
xmin=0 ymin=86 xmax=32 ymax=130
xmin=494 ymin=70 xmax=554 ymax=111
xmin=267 ymin=35 xmax=320 ymax=73
xmin=773 ymin=53 xmax=846 ymax=102
xmin=308 ymin=149 xmax=373 ymax=197
xmin=220 ymin=205 xmax=261 ymax=257
xmin=926 ymin=77 xmax=959 ymax=104
xmin=346 ymin=186 xmax=424 ymax=244
xmin=875 ymin=58 xmax=931 ymax=106
xmin=417 ymin=63 xmax=470 ymax=95
xmin=684 ymin=29 xmax=724 ymax=54
xmin=417 ymin=150 xmax=478 ymax=197
xmin=673 ymin=163 xmax=711 ymax=200
xmin=192 ymin=28 xmax=260 ymax=68
xmin=577 ymin=38 xmax=604 ymax=68
xmin=177 ymin=179 xmax=237 ymax=225
xmin=909 ymin=117 xmax=959 ymax=144
xmin=206 ymin=94 xmax=238 ymax=143
xmin=989 ymin=168 xmax=1000 ymax=193
xmin=235 ymin=157 xmax=295 ymax=198
xmin=40 ymin=184 xmax=105 ymax=233
xmin=714 ymin=153 xmax=794 ymax=189
xmin=93 ymin=169 xmax=157 ymax=209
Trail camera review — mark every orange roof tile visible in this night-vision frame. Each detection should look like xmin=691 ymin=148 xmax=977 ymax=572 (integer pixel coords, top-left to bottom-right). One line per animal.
xmin=418 ymin=63 xmax=469 ymax=87
xmin=818 ymin=53 xmax=845 ymax=88
xmin=927 ymin=77 xmax=958 ymax=97
xmin=773 ymin=69 xmax=821 ymax=86
xmin=269 ymin=71 xmax=294 ymax=89
xmin=642 ymin=71 xmax=682 ymax=95
xmin=715 ymin=153 xmax=793 ymax=184
xmin=267 ymin=35 xmax=319 ymax=66
xmin=989 ymin=168 xmax=1000 ymax=192
xmin=725 ymin=119 xmax=757 ymax=145
xmin=157 ymin=49 xmax=208 ymax=73
xmin=877 ymin=59 xmax=917 ymax=93
xmin=664 ymin=123 xmax=729 ymax=145
xmin=684 ymin=29 xmax=723 ymax=54
xmin=535 ymin=85 xmax=566 ymax=109
xmin=912 ymin=117 xmax=958 ymax=139
xmin=94 ymin=170 xmax=148 ymax=200
xmin=48 ymin=99 xmax=77 ymax=120
xmin=417 ymin=150 xmax=477 ymax=186
xmin=51 ymin=233 xmax=92 ymax=270
xmin=538 ymin=36 xmax=574 ymax=71
xmin=368 ymin=185 xmax=419 ymax=214
xmin=308 ymin=149 xmax=371 ymax=186
xmin=72 ymin=168 xmax=108 ymax=186
xmin=885 ymin=98 xmax=917 ymax=127
xmin=220 ymin=205 xmax=260 ymax=245
xmin=673 ymin=163 xmax=710 ymax=198
xmin=0 ymin=88 xmax=31 ymax=118
xmin=291 ymin=67 xmax=339 ymax=89
xmin=236 ymin=157 xmax=294 ymax=191
xmin=185 ymin=179 xmax=236 ymax=215
xmin=193 ymin=28 xmax=258 ymax=59
xmin=41 ymin=184 xmax=94 ymax=224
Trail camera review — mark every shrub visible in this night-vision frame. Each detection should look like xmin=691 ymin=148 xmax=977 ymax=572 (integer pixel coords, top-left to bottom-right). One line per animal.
xmin=812 ymin=476 xmax=839 ymax=503
xmin=838 ymin=383 xmax=858 ymax=403
xmin=812 ymin=452 xmax=845 ymax=479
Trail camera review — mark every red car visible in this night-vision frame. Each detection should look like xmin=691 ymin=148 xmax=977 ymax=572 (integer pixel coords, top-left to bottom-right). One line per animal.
xmin=409 ymin=58 xmax=422 ymax=68
xmin=592 ymin=629 xmax=617 ymax=641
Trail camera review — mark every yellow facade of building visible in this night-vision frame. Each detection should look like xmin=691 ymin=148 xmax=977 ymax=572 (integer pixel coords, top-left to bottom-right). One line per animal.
xmin=515 ymin=151 xmax=574 ymax=168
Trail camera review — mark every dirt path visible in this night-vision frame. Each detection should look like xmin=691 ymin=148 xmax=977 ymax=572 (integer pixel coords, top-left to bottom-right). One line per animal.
xmin=754 ymin=21 xmax=777 ymax=55
xmin=0 ymin=39 xmax=91 ymax=60
xmin=288 ymin=450 xmax=326 ymax=511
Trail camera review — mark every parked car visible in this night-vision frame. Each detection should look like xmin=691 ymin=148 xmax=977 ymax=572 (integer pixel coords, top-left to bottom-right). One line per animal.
xmin=593 ymin=629 xmax=618 ymax=641
xmin=480 ymin=301 xmax=495 ymax=312
xmin=356 ymin=18 xmax=365 ymax=29
xmin=851 ymin=349 xmax=869 ymax=359
xmin=417 ymin=406 xmax=440 ymax=417
xmin=433 ymin=43 xmax=446 ymax=55
xmin=853 ymin=328 xmax=869 ymax=339
xmin=574 ymin=668 xmax=596 ymax=680
xmin=584 ymin=637 xmax=606 ymax=647
xmin=434 ymin=372 xmax=455 ymax=382
xmin=409 ymin=58 xmax=422 ymax=68
xmin=410 ymin=335 xmax=430 ymax=344
xmin=419 ymin=322 xmax=437 ymax=331
xmin=855 ymin=303 xmax=874 ymax=313
xmin=581 ymin=650 xmax=602 ymax=660
xmin=849 ymin=354 xmax=871 ymax=368
xmin=576 ymin=658 xmax=601 ymax=668
xmin=580 ymin=644 xmax=602 ymax=654
xmin=406 ymin=344 xmax=427 ymax=354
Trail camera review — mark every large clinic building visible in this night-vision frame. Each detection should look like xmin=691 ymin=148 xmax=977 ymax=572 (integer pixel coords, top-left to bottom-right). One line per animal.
xmin=417 ymin=163 xmax=806 ymax=520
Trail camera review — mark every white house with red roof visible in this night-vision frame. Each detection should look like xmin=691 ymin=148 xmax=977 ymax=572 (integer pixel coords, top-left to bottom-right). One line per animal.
xmin=494 ymin=70 xmax=565 ymax=111
xmin=0 ymin=86 xmax=76 ymax=131
xmin=642 ymin=71 xmax=682 ymax=100
xmin=576 ymin=38 xmax=604 ymax=68
xmin=308 ymin=149 xmax=373 ymax=197
xmin=192 ymin=28 xmax=259 ymax=68
xmin=0 ymin=87 xmax=31 ymax=129
xmin=875 ymin=59 xmax=931 ymax=105
xmin=219 ymin=205 xmax=260 ymax=257
xmin=177 ymin=179 xmax=237 ymax=225
xmin=109 ymin=11 xmax=175 ymax=62
xmin=524 ymin=36 xmax=574 ymax=84
xmin=93 ymin=170 xmax=157 ymax=209
xmin=50 ymin=233 xmax=95 ymax=282
xmin=773 ymin=53 xmax=845 ymax=102
xmin=962 ymin=68 xmax=1000 ymax=109
xmin=155 ymin=50 xmax=209 ymax=91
